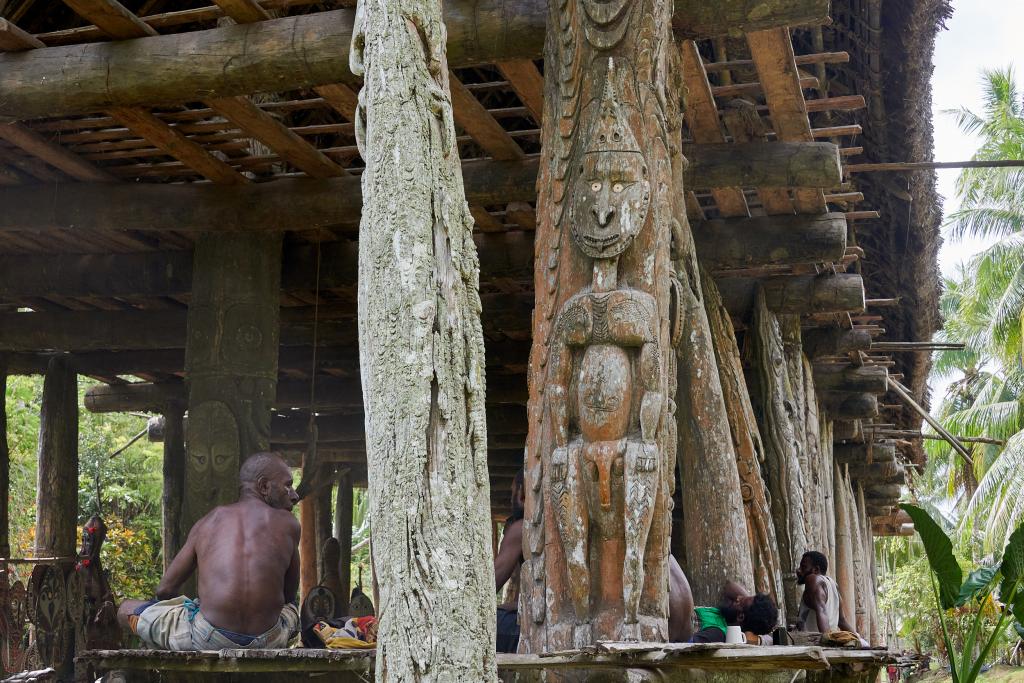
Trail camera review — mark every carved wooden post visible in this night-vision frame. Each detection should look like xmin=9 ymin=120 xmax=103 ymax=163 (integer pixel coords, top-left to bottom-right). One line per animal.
xmin=162 ymin=404 xmax=186 ymax=570
xmin=833 ymin=464 xmax=856 ymax=621
xmin=751 ymin=289 xmax=807 ymax=619
xmin=334 ymin=472 xmax=353 ymax=617
xmin=182 ymin=233 xmax=282 ymax=548
xmin=853 ymin=483 xmax=869 ymax=637
xmin=821 ymin=421 xmax=837 ymax=564
xmin=524 ymin=0 xmax=681 ymax=650
xmin=703 ymin=277 xmax=783 ymax=611
xmin=0 ymin=358 xmax=9 ymax=559
xmin=35 ymin=356 xmax=78 ymax=558
xmin=349 ymin=0 xmax=496 ymax=677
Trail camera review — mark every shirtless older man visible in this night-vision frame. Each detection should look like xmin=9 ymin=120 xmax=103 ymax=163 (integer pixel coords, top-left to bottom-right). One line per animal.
xmin=118 ymin=452 xmax=301 ymax=650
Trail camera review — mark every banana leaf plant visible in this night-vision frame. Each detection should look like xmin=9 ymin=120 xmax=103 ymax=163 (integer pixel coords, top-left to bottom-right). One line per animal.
xmin=901 ymin=503 xmax=1024 ymax=683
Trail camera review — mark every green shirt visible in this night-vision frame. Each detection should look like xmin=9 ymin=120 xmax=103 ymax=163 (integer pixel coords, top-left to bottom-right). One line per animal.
xmin=694 ymin=606 xmax=728 ymax=637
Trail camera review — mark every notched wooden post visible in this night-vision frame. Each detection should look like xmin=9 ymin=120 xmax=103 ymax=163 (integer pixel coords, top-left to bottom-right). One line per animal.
xmin=351 ymin=0 xmax=496 ymax=679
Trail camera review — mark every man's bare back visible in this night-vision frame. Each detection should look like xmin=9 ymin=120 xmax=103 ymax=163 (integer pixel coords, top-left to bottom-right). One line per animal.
xmin=186 ymin=498 xmax=300 ymax=634
xmin=119 ymin=453 xmax=301 ymax=642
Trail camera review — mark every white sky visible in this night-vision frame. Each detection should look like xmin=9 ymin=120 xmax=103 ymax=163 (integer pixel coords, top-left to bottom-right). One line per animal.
xmin=925 ymin=0 xmax=1023 ymax=399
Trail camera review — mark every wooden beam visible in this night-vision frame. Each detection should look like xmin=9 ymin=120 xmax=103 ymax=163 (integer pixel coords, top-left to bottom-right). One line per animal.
xmin=0 ymin=146 xmax=842 ymax=234
xmin=495 ymin=60 xmax=544 ymax=124
xmin=695 ymin=212 xmax=846 ymax=271
xmin=803 ymin=328 xmax=873 ymax=359
xmin=0 ymin=213 xmax=845 ymax=302
xmin=680 ymin=40 xmax=748 ymax=217
xmin=0 ymin=122 xmax=116 ymax=182
xmin=812 ymin=364 xmax=888 ymax=394
xmin=834 ymin=442 xmax=896 ymax=465
xmin=211 ymin=0 xmax=272 ymax=23
xmin=673 ymin=0 xmax=829 ymax=37
xmin=684 ymin=142 xmax=840 ymax=189
xmin=108 ymin=106 xmax=249 ymax=184
xmin=822 ymin=393 xmax=879 ymax=420
xmin=62 ymin=0 xmax=158 ymax=38
xmin=0 ymin=2 xmax=825 ymax=121
xmin=0 ymin=18 xmax=45 ymax=51
xmin=206 ymin=97 xmax=347 ymax=177
xmin=0 ymin=157 xmax=536 ymax=233
xmin=747 ymin=27 xmax=826 ymax=214
xmin=449 ymin=72 xmax=523 ymax=160
xmin=716 ymin=274 xmax=866 ymax=316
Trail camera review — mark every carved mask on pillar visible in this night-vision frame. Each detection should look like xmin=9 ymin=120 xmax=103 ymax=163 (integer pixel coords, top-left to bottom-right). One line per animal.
xmin=570 ymin=61 xmax=651 ymax=261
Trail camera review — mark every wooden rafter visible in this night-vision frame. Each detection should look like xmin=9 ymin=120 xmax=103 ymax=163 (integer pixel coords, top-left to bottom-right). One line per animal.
xmin=747 ymin=27 xmax=827 ymax=214
xmin=679 ymin=40 xmax=748 ymax=218
xmin=448 ymin=72 xmax=524 ymax=160
xmin=495 ymin=60 xmax=544 ymax=124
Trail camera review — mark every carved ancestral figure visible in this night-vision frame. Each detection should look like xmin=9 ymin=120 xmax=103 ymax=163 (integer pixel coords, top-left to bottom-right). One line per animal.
xmin=76 ymin=516 xmax=120 ymax=650
xmin=546 ymin=64 xmax=665 ymax=644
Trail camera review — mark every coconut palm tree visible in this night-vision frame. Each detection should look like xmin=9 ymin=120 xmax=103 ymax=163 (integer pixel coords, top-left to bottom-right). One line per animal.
xmin=926 ymin=66 xmax=1024 ymax=552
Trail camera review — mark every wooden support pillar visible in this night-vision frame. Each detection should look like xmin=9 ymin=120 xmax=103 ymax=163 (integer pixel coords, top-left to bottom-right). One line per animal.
xmin=314 ymin=483 xmax=333 ymax=579
xmin=161 ymin=404 xmax=185 ymax=570
xmin=703 ymin=278 xmax=783 ymax=613
xmin=334 ymin=472 xmax=353 ymax=617
xmin=523 ymin=0 xmax=678 ymax=651
xmin=751 ymin=290 xmax=807 ymax=621
xmin=35 ymin=355 xmax=78 ymax=558
xmin=852 ymin=484 xmax=869 ymax=638
xmin=182 ymin=233 xmax=283 ymax=576
xmin=833 ymin=465 xmax=856 ymax=627
xmin=0 ymin=358 xmax=9 ymax=558
xmin=299 ymin=496 xmax=317 ymax=600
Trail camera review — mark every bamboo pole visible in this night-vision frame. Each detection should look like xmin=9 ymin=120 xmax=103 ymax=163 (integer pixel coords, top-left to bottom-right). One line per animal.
xmin=846 ymin=159 xmax=1024 ymax=173
xmin=887 ymin=378 xmax=974 ymax=466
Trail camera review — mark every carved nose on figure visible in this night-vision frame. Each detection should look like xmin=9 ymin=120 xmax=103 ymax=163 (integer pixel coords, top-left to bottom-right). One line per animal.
xmin=592 ymin=203 xmax=615 ymax=227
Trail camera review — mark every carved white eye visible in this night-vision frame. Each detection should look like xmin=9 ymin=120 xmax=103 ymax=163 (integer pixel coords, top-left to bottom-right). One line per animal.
xmin=612 ymin=183 xmax=624 ymax=193
xmin=591 ymin=182 xmax=602 ymax=192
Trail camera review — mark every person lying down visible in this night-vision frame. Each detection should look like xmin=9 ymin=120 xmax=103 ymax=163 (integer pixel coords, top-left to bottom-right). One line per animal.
xmin=118 ymin=452 xmax=302 ymax=650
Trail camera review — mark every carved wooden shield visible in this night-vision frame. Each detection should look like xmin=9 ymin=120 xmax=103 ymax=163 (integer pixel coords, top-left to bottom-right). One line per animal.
xmin=64 ymin=570 xmax=87 ymax=656
xmin=30 ymin=565 xmax=66 ymax=668
xmin=0 ymin=580 xmax=29 ymax=674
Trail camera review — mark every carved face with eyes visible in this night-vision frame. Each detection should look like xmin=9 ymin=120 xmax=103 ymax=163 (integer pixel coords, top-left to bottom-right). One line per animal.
xmin=571 ymin=147 xmax=651 ymax=259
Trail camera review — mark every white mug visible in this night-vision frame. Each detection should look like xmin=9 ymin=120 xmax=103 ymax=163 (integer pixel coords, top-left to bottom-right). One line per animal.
xmin=725 ymin=625 xmax=744 ymax=644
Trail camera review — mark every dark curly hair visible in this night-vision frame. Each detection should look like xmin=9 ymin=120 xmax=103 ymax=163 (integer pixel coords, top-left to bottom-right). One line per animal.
xmin=742 ymin=594 xmax=779 ymax=635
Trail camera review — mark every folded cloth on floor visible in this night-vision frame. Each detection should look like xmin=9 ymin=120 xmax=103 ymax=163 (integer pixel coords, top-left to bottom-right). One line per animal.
xmin=312 ymin=616 xmax=378 ymax=649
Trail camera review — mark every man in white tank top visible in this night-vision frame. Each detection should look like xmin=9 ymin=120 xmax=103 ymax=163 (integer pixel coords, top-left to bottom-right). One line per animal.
xmin=795 ymin=551 xmax=861 ymax=638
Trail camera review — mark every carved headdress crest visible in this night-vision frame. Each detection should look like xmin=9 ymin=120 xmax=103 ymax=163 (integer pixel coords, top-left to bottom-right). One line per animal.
xmin=585 ymin=60 xmax=642 ymax=157
xmin=570 ymin=59 xmax=651 ymax=260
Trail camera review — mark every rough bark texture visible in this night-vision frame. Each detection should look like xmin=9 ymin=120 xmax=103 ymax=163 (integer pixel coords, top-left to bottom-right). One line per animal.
xmin=162 ymin=405 xmax=185 ymax=570
xmin=350 ymin=0 xmax=497 ymax=679
xmin=832 ymin=465 xmax=856 ymax=624
xmin=751 ymin=289 xmax=806 ymax=620
xmin=852 ymin=485 xmax=869 ymax=638
xmin=35 ymin=355 xmax=78 ymax=558
xmin=820 ymin=420 xmax=836 ymax=565
xmin=703 ymin=277 xmax=783 ymax=611
xmin=522 ymin=0 xmax=678 ymax=651
xmin=182 ymin=233 xmax=282 ymax=549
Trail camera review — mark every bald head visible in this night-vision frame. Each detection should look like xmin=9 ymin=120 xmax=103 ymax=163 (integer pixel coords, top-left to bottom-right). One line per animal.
xmin=239 ymin=452 xmax=298 ymax=511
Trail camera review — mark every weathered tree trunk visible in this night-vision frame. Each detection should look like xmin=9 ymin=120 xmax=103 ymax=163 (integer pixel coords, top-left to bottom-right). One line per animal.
xmin=751 ymin=289 xmax=807 ymax=620
xmin=703 ymin=276 xmax=780 ymax=609
xmin=867 ymin=524 xmax=881 ymax=646
xmin=0 ymin=358 xmax=9 ymax=558
xmin=522 ymin=0 xmax=678 ymax=652
xmin=833 ymin=465 xmax=856 ymax=624
xmin=334 ymin=472 xmax=353 ymax=617
xmin=162 ymin=405 xmax=185 ymax=570
xmin=35 ymin=355 xmax=78 ymax=558
xmin=676 ymin=273 xmax=755 ymax=604
xmin=820 ymin=420 xmax=836 ymax=566
xmin=800 ymin=353 xmax=828 ymax=554
xmin=350 ymin=0 xmax=496 ymax=678
xmin=182 ymin=233 xmax=282 ymax=548
xmin=853 ymin=484 xmax=869 ymax=638
xmin=314 ymin=483 xmax=334 ymax=567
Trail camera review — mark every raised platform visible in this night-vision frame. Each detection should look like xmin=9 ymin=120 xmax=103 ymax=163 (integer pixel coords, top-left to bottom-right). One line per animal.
xmin=77 ymin=642 xmax=896 ymax=682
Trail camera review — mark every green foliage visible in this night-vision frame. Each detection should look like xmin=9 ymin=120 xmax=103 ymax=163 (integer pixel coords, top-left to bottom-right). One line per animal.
xmin=902 ymin=504 xmax=963 ymax=609
xmin=902 ymin=504 xmax=1024 ymax=683
xmin=4 ymin=375 xmax=164 ymax=599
